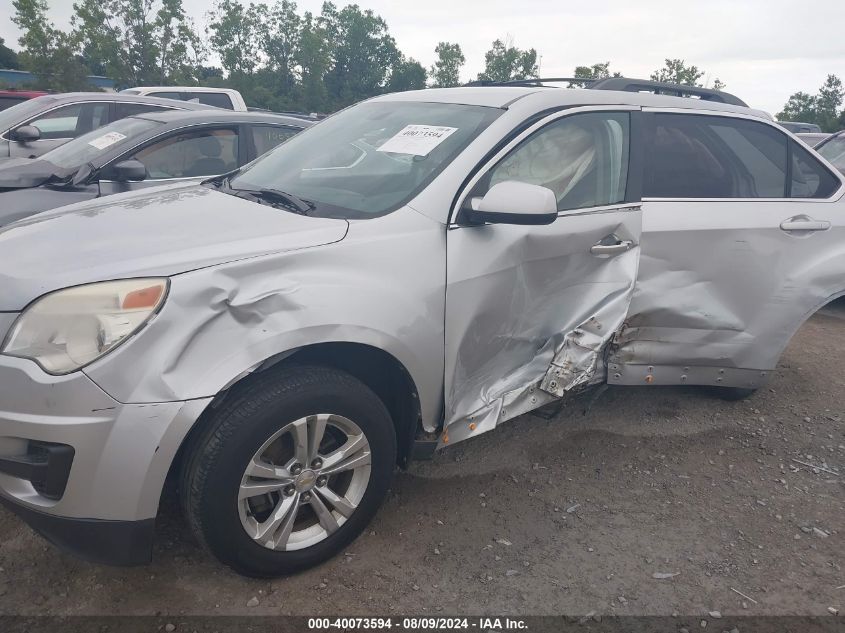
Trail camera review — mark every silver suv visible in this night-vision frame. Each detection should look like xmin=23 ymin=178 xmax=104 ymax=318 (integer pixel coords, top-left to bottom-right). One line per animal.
xmin=0 ymin=84 xmax=842 ymax=577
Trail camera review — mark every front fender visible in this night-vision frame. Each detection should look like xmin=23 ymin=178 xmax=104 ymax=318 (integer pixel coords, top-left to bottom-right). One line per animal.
xmin=84 ymin=208 xmax=446 ymax=430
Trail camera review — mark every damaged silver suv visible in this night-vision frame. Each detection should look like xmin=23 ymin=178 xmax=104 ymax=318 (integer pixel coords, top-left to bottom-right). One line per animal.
xmin=0 ymin=80 xmax=843 ymax=577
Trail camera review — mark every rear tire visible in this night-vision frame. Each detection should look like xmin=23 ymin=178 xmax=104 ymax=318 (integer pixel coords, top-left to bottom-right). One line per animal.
xmin=180 ymin=365 xmax=396 ymax=577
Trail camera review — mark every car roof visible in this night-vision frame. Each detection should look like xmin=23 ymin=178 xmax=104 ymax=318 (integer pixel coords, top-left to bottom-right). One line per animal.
xmin=132 ymin=109 xmax=314 ymax=128
xmin=26 ymin=92 xmax=213 ymax=110
xmin=127 ymin=86 xmax=237 ymax=93
xmin=374 ymin=86 xmax=772 ymax=120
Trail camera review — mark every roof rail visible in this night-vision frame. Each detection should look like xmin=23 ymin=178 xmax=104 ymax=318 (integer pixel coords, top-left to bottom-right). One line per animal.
xmin=589 ymin=77 xmax=748 ymax=107
xmin=465 ymin=77 xmax=595 ymax=88
xmin=464 ymin=76 xmax=748 ymax=107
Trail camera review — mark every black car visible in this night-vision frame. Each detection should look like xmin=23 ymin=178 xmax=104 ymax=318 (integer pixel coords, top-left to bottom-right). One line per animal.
xmin=0 ymin=92 xmax=212 ymax=160
xmin=0 ymin=109 xmax=312 ymax=226
xmin=815 ymin=130 xmax=845 ymax=175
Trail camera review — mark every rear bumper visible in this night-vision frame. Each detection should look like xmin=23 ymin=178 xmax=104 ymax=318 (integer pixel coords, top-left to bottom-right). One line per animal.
xmin=0 ymin=493 xmax=154 ymax=566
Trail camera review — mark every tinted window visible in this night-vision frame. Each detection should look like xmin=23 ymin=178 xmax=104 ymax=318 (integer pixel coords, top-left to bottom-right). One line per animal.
xmin=149 ymin=92 xmax=184 ymax=101
xmin=0 ymin=96 xmax=27 ymax=111
xmin=790 ymin=141 xmax=840 ymax=198
xmin=192 ymin=93 xmax=234 ymax=109
xmin=25 ymin=102 xmax=110 ymax=140
xmin=129 ymin=128 xmax=239 ymax=179
xmin=480 ymin=111 xmax=630 ymax=211
xmin=114 ymin=102 xmax=171 ymax=118
xmin=252 ymin=124 xmax=298 ymax=156
xmin=645 ymin=113 xmax=788 ymax=198
xmin=817 ymin=135 xmax=845 ymax=174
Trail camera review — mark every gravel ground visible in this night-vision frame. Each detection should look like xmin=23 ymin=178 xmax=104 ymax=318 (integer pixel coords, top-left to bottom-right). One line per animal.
xmin=1 ymin=304 xmax=844 ymax=618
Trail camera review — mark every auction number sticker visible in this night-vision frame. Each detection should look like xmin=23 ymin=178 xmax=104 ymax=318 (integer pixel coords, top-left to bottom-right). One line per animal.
xmin=87 ymin=131 xmax=127 ymax=150
xmin=377 ymin=125 xmax=458 ymax=156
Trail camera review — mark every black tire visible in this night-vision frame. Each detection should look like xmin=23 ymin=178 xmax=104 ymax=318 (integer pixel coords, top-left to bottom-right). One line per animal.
xmin=710 ymin=386 xmax=757 ymax=401
xmin=180 ymin=364 xmax=396 ymax=577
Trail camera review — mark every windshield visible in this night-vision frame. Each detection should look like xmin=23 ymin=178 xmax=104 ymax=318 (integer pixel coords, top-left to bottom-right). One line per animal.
xmin=818 ymin=135 xmax=845 ymax=173
xmin=0 ymin=96 xmax=57 ymax=133
xmin=228 ymin=100 xmax=502 ymax=218
xmin=39 ymin=117 xmax=161 ymax=169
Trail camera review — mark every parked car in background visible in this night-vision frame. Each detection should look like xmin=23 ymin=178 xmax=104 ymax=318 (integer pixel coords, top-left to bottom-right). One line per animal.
xmin=778 ymin=121 xmax=823 ymax=134
xmin=815 ymin=130 xmax=845 ymax=175
xmin=0 ymin=93 xmax=211 ymax=160
xmin=796 ymin=132 xmax=830 ymax=147
xmin=0 ymin=80 xmax=843 ymax=577
xmin=121 ymin=86 xmax=248 ymax=111
xmin=0 ymin=109 xmax=311 ymax=226
xmin=0 ymin=90 xmax=49 ymax=112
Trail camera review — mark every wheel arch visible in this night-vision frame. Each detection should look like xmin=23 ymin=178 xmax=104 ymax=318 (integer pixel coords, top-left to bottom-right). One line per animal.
xmin=166 ymin=341 xmax=425 ymax=504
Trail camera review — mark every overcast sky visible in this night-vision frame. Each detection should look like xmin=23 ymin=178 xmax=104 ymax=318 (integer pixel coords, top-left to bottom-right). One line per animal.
xmin=1 ymin=0 xmax=843 ymax=114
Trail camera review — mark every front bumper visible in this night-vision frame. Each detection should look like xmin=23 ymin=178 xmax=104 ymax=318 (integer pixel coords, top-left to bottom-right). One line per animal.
xmin=0 ymin=494 xmax=155 ymax=565
xmin=0 ymin=354 xmax=211 ymax=564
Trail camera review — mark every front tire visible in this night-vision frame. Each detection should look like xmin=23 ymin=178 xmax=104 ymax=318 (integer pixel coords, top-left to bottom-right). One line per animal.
xmin=181 ymin=365 xmax=396 ymax=577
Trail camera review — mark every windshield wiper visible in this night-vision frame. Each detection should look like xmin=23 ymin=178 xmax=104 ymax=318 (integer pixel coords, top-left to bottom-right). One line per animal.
xmin=246 ymin=188 xmax=315 ymax=214
xmin=206 ymin=177 xmax=315 ymax=215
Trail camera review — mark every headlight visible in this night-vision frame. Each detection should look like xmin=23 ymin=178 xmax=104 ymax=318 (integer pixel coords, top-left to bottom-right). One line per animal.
xmin=1 ymin=279 xmax=168 ymax=375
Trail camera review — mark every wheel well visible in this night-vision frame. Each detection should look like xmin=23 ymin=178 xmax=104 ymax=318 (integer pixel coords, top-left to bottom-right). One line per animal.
xmin=171 ymin=343 xmax=422 ymax=481
xmin=285 ymin=343 xmax=422 ymax=467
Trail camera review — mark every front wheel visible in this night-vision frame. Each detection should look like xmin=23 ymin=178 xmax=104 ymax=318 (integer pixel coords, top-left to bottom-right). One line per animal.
xmin=181 ymin=365 xmax=396 ymax=577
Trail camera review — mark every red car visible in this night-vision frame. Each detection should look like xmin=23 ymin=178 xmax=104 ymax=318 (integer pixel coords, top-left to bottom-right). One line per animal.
xmin=0 ymin=90 xmax=49 ymax=112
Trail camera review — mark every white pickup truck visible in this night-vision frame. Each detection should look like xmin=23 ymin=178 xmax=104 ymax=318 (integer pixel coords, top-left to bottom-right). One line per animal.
xmin=120 ymin=86 xmax=248 ymax=111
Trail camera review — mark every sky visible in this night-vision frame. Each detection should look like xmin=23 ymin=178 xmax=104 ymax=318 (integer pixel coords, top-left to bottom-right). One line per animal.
xmin=1 ymin=0 xmax=843 ymax=115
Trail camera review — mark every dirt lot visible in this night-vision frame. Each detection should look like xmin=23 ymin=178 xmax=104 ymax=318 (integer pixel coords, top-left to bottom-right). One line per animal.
xmin=1 ymin=305 xmax=844 ymax=619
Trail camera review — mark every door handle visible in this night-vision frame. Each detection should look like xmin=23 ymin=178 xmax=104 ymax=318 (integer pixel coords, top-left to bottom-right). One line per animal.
xmin=590 ymin=240 xmax=634 ymax=256
xmin=780 ymin=217 xmax=831 ymax=232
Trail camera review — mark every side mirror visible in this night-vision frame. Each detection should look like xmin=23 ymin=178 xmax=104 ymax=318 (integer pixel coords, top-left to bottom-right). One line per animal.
xmin=459 ymin=181 xmax=558 ymax=226
xmin=10 ymin=125 xmax=41 ymax=143
xmin=109 ymin=159 xmax=147 ymax=182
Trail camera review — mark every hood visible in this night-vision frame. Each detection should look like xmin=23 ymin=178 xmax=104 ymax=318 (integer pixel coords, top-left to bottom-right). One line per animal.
xmin=0 ymin=158 xmax=69 ymax=189
xmin=0 ymin=183 xmax=349 ymax=310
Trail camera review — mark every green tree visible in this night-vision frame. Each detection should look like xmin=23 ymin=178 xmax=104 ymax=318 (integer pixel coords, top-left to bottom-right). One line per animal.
xmin=207 ymin=0 xmax=264 ymax=76
xmin=0 ymin=37 xmax=21 ymax=69
xmin=387 ymin=56 xmax=426 ymax=93
xmin=429 ymin=41 xmax=464 ymax=88
xmin=815 ymin=74 xmax=843 ymax=131
xmin=650 ymin=59 xmax=705 ymax=86
xmin=73 ymin=0 xmax=204 ymax=87
xmin=13 ymin=0 xmax=92 ymax=90
xmin=295 ymin=10 xmax=331 ymax=112
xmin=712 ymin=78 xmax=726 ymax=91
xmin=777 ymin=75 xmax=844 ymax=132
xmin=260 ymin=0 xmax=301 ymax=95
xmin=777 ymin=91 xmax=817 ymax=123
xmin=322 ymin=3 xmax=400 ymax=108
xmin=477 ymin=38 xmax=538 ymax=82
xmin=571 ymin=61 xmax=620 ymax=87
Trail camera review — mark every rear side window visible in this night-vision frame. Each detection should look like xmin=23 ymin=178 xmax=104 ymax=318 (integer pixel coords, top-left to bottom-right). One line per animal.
xmin=129 ymin=128 xmax=239 ymax=179
xmin=149 ymin=91 xmax=184 ymax=101
xmin=192 ymin=93 xmax=234 ymax=109
xmin=114 ymin=103 xmax=171 ymax=118
xmin=26 ymin=102 xmax=109 ymax=139
xmin=790 ymin=141 xmax=841 ymax=198
xmin=0 ymin=96 xmax=26 ymax=111
xmin=479 ymin=111 xmax=630 ymax=212
xmin=251 ymin=125 xmax=298 ymax=156
xmin=645 ymin=113 xmax=840 ymax=199
xmin=645 ymin=113 xmax=788 ymax=198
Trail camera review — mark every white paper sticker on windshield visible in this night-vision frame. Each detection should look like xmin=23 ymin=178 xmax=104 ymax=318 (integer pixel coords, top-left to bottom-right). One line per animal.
xmin=87 ymin=131 xmax=127 ymax=150
xmin=377 ymin=125 xmax=458 ymax=156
